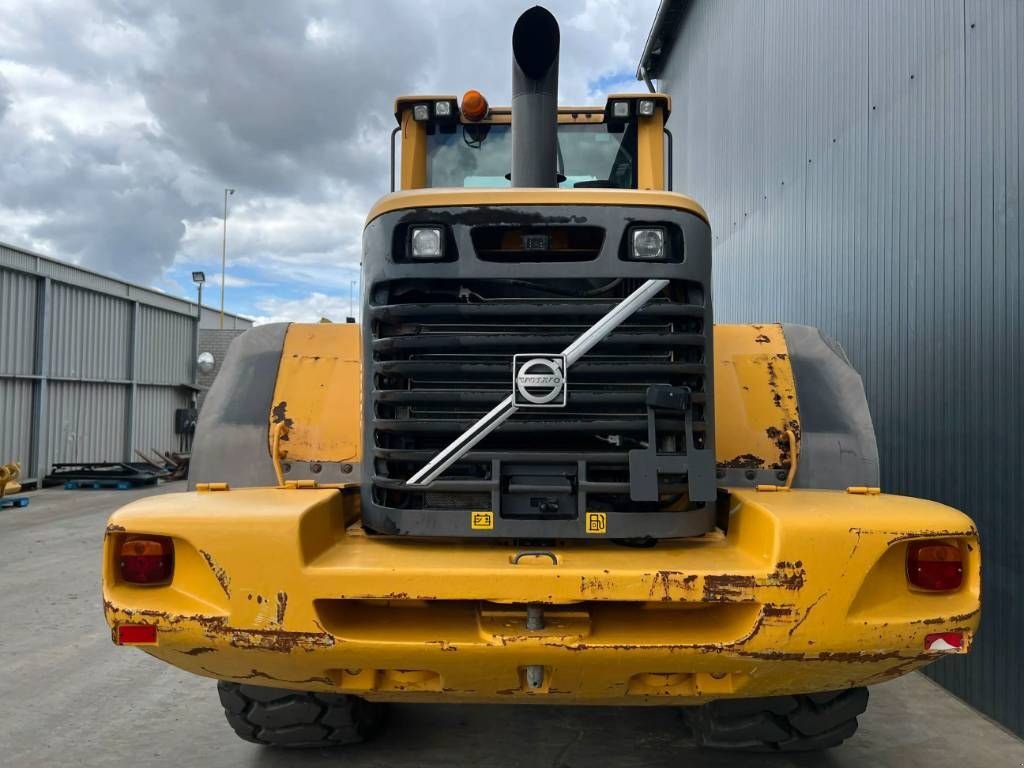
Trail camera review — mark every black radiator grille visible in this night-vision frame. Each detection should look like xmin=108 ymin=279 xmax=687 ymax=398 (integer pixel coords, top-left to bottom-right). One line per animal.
xmin=369 ymin=277 xmax=710 ymax=512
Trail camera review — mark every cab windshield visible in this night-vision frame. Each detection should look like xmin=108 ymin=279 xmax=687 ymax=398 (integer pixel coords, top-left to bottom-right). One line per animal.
xmin=426 ymin=122 xmax=637 ymax=189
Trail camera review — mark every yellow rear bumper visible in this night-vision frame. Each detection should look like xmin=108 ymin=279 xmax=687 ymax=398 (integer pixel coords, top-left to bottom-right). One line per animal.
xmin=102 ymin=487 xmax=979 ymax=705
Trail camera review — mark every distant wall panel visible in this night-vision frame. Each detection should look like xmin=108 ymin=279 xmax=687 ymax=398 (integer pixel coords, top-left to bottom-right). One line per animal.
xmin=48 ymin=283 xmax=130 ymax=380
xmin=0 ymin=268 xmax=38 ymax=375
xmin=45 ymin=382 xmax=127 ymax=467
xmin=138 ymin=306 xmax=193 ymax=385
xmin=0 ymin=380 xmax=33 ymax=468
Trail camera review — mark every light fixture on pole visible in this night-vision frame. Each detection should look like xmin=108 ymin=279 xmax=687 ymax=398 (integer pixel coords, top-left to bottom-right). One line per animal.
xmin=191 ymin=271 xmax=206 ymax=386
xmin=220 ymin=188 xmax=235 ymax=329
xmin=192 ymin=271 xmax=206 ymax=314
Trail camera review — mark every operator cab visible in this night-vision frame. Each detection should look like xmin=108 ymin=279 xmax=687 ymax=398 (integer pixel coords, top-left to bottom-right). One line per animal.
xmin=391 ymin=93 xmax=672 ymax=192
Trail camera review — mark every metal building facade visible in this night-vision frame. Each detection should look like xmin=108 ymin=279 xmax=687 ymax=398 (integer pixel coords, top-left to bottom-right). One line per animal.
xmin=0 ymin=241 xmax=252 ymax=484
xmin=642 ymin=0 xmax=1023 ymax=736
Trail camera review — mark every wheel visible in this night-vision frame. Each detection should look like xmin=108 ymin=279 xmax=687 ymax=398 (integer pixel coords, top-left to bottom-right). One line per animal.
xmin=685 ymin=687 xmax=869 ymax=752
xmin=217 ymin=681 xmax=386 ymax=748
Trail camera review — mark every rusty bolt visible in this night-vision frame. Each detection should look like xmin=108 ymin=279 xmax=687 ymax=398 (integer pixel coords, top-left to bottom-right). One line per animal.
xmin=526 ymin=604 xmax=545 ymax=631
xmin=341 ymin=463 xmax=354 ymax=474
xmin=716 ymin=469 xmax=726 ymax=479
xmin=282 ymin=462 xmax=292 ymax=473
xmin=776 ymin=470 xmax=788 ymax=481
xmin=310 ymin=462 xmax=322 ymax=474
xmin=744 ymin=469 xmax=756 ymax=480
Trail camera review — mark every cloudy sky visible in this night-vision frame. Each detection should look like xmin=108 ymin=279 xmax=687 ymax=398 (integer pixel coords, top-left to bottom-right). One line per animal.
xmin=0 ymin=0 xmax=658 ymax=323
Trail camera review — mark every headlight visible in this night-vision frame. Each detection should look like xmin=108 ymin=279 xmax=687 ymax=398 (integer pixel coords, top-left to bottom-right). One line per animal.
xmin=412 ymin=103 xmax=430 ymax=122
xmin=410 ymin=226 xmax=444 ymax=259
xmin=434 ymin=100 xmax=452 ymax=117
xmin=638 ymin=99 xmax=656 ymax=117
xmin=610 ymin=100 xmax=630 ymax=119
xmin=630 ymin=227 xmax=667 ymax=260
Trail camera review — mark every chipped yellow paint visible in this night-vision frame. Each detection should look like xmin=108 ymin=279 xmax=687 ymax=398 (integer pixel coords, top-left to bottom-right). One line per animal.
xmin=103 ymin=486 xmax=980 ymax=704
xmin=713 ymin=324 xmax=801 ymax=471
xmin=268 ymin=322 xmax=361 ymax=465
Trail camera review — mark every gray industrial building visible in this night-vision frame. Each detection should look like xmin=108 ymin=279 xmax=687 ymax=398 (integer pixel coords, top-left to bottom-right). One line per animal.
xmin=0 ymin=240 xmax=252 ymax=485
xmin=640 ymin=0 xmax=1022 ymax=736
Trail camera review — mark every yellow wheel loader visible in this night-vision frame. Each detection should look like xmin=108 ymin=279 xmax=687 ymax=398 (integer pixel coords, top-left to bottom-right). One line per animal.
xmin=103 ymin=6 xmax=980 ymax=752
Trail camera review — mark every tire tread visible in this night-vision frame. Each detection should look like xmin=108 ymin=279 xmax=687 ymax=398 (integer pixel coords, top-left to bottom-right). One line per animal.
xmin=217 ymin=681 xmax=384 ymax=749
xmin=687 ymin=687 xmax=868 ymax=752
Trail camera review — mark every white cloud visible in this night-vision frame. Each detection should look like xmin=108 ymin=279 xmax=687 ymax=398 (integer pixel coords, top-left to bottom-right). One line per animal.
xmin=0 ymin=0 xmax=660 ymax=304
xmin=252 ymin=291 xmax=357 ymax=325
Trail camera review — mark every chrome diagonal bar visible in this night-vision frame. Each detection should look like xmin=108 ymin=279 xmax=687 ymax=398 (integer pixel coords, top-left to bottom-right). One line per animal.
xmin=406 ymin=278 xmax=670 ymax=487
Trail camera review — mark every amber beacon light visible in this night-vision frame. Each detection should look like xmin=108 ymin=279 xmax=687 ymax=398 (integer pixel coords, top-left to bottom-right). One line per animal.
xmin=461 ymin=89 xmax=488 ymax=121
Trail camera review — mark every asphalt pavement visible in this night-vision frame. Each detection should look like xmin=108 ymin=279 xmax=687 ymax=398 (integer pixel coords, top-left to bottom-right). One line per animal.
xmin=2 ymin=485 xmax=1022 ymax=767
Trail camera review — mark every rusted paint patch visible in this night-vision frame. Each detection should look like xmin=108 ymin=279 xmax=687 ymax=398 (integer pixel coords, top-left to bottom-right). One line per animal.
xmin=275 ymin=591 xmax=288 ymax=624
xmin=270 ymin=401 xmax=294 ymax=440
xmin=815 ymin=650 xmax=909 ymax=664
xmin=911 ymin=608 xmax=980 ymax=626
xmin=850 ymin=526 xmax=978 ymax=546
xmin=787 ymin=591 xmax=827 ymax=639
xmin=201 ymin=666 xmax=333 ymax=686
xmin=647 ymin=571 xmax=699 ymax=601
xmin=701 ymin=563 xmax=804 ymax=602
xmin=720 ymin=453 xmax=765 ymax=469
xmin=106 ymin=523 xmax=126 ymax=534
xmin=426 ymin=640 xmax=460 ymax=652
xmin=703 ymin=574 xmax=757 ymax=602
xmin=105 ymin=602 xmax=335 ymax=653
xmin=580 ymin=576 xmax=608 ymax=595
xmin=766 ymin=561 xmax=806 ymax=591
xmin=754 ymin=334 xmax=771 ymax=344
xmin=199 ymin=549 xmax=231 ymax=599
xmin=340 ymin=592 xmax=413 ymax=600
xmin=177 ymin=647 xmax=217 ymax=656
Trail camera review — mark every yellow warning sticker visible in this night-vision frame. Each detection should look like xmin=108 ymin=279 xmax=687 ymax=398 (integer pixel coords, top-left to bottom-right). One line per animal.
xmin=585 ymin=512 xmax=607 ymax=534
xmin=471 ymin=511 xmax=494 ymax=530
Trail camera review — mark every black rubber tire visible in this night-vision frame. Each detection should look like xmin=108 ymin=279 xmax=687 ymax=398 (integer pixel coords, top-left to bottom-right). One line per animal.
xmin=685 ymin=687 xmax=869 ymax=752
xmin=217 ymin=681 xmax=386 ymax=748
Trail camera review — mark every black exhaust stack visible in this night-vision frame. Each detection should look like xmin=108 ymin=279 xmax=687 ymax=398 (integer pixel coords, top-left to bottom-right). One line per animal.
xmin=511 ymin=6 xmax=560 ymax=188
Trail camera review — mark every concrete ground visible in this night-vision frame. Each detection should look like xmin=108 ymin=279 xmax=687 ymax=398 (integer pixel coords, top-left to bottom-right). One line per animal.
xmin=2 ymin=485 xmax=1022 ymax=768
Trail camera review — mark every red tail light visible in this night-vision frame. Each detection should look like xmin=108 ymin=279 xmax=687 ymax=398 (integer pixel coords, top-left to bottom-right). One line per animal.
xmin=116 ymin=624 xmax=158 ymax=645
xmin=907 ymin=540 xmax=963 ymax=591
xmin=119 ymin=535 xmax=173 ymax=584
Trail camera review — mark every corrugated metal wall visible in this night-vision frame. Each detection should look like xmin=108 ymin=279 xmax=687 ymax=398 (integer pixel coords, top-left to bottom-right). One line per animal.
xmin=0 ymin=243 xmax=199 ymax=481
xmin=658 ymin=0 xmax=1023 ymax=734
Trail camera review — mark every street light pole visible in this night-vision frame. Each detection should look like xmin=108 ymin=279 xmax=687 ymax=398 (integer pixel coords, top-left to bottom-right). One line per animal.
xmin=220 ymin=188 xmax=235 ymax=329
xmin=192 ymin=271 xmax=206 ymax=386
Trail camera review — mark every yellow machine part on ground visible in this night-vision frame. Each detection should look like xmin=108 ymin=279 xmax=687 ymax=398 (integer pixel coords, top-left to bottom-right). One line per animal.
xmin=0 ymin=462 xmax=21 ymax=498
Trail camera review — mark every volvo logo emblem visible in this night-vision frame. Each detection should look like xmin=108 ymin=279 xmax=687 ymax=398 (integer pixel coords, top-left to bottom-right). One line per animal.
xmin=513 ymin=354 xmax=567 ymax=408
